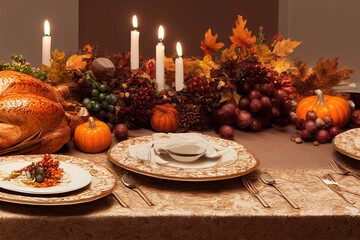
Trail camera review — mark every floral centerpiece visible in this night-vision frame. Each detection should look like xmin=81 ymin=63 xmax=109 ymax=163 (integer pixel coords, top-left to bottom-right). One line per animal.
xmin=0 ymin=15 xmax=355 ymax=145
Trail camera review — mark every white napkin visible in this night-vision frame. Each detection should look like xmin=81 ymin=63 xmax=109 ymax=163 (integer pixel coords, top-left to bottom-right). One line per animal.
xmin=129 ymin=133 xmax=237 ymax=166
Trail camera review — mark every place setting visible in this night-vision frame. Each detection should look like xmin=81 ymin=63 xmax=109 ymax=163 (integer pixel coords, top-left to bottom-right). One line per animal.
xmin=0 ymin=154 xmax=117 ymax=206
xmin=108 ymin=132 xmax=259 ymax=182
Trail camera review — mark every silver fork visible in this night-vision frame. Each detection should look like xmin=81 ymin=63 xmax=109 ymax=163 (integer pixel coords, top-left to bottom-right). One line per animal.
xmin=328 ymin=158 xmax=360 ymax=181
xmin=242 ymin=176 xmax=270 ymax=208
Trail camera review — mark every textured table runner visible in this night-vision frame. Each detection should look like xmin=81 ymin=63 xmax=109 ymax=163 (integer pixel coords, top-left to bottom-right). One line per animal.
xmin=1 ymin=127 xmax=360 ymax=240
xmin=1 ymin=163 xmax=360 ymax=239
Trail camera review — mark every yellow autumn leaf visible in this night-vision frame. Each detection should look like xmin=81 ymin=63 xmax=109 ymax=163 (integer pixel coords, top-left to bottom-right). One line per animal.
xmin=232 ymin=90 xmax=241 ymax=105
xmin=164 ymin=57 xmax=175 ymax=87
xmin=220 ymin=88 xmax=232 ymax=103
xmin=200 ymin=55 xmax=217 ymax=77
xmin=184 ymin=58 xmax=201 ymax=77
xmin=199 ymin=61 xmax=212 ymax=78
xmin=254 ymin=44 xmax=274 ymax=64
xmin=165 ymin=57 xmax=175 ymax=72
xmin=203 ymin=55 xmax=217 ymax=69
xmin=220 ymin=48 xmax=237 ymax=65
xmin=51 ymin=49 xmax=66 ymax=62
xmin=45 ymin=49 xmax=72 ymax=84
xmin=272 ymin=39 xmax=301 ymax=57
xmin=271 ymin=58 xmax=291 ymax=74
xmin=183 ymin=58 xmax=212 ymax=78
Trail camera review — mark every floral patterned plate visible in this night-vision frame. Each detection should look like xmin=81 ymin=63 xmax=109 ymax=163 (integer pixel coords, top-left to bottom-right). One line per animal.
xmin=333 ymin=128 xmax=360 ymax=160
xmin=0 ymin=155 xmax=116 ymax=205
xmin=0 ymin=161 xmax=92 ymax=195
xmin=108 ymin=135 xmax=259 ymax=181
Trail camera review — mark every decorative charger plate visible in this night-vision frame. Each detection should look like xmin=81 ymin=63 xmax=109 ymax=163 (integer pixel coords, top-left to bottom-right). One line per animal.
xmin=0 ymin=161 xmax=92 ymax=195
xmin=333 ymin=128 xmax=360 ymax=160
xmin=108 ymin=135 xmax=259 ymax=181
xmin=0 ymin=155 xmax=116 ymax=205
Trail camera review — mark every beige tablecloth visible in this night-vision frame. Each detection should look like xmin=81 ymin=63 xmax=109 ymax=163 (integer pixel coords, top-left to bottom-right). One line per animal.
xmin=1 ymin=125 xmax=360 ymax=240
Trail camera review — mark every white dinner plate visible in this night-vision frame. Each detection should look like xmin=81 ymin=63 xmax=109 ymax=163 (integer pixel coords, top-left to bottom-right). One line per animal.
xmin=0 ymin=161 xmax=92 ymax=195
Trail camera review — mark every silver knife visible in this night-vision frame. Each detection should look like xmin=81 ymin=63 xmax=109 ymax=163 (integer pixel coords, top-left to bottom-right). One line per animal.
xmin=318 ymin=176 xmax=355 ymax=205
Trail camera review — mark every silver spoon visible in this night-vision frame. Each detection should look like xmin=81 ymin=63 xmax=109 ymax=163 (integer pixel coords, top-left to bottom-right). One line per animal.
xmin=260 ymin=172 xmax=300 ymax=209
xmin=121 ymin=173 xmax=155 ymax=206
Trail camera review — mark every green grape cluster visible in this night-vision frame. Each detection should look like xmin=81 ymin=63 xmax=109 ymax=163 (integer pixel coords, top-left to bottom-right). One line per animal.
xmin=82 ymin=70 xmax=96 ymax=87
xmin=82 ymin=82 xmax=118 ymax=114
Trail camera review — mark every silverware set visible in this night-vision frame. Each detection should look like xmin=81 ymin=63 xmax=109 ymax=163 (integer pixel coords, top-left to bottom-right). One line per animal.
xmin=111 ymin=173 xmax=155 ymax=208
xmin=318 ymin=158 xmax=360 ymax=207
xmin=241 ymin=159 xmax=360 ymax=209
xmin=242 ymin=172 xmax=300 ymax=209
xmin=113 ymin=158 xmax=360 ymax=209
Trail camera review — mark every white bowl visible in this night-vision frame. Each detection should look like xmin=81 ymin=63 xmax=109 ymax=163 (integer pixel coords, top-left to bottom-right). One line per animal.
xmin=167 ymin=151 xmax=205 ymax=163
xmin=166 ymin=144 xmax=206 ymax=156
xmin=166 ymin=144 xmax=206 ymax=163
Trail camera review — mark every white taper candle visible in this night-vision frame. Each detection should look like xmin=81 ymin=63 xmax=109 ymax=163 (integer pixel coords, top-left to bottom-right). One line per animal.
xmin=156 ymin=25 xmax=165 ymax=91
xmin=130 ymin=15 xmax=139 ymax=70
xmin=42 ymin=20 xmax=51 ymax=66
xmin=175 ymin=42 xmax=184 ymax=91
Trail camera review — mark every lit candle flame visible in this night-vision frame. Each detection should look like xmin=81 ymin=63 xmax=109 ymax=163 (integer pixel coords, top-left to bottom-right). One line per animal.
xmin=132 ymin=15 xmax=138 ymax=28
xmin=176 ymin=42 xmax=182 ymax=57
xmin=158 ymin=25 xmax=164 ymax=41
xmin=44 ymin=20 xmax=50 ymax=36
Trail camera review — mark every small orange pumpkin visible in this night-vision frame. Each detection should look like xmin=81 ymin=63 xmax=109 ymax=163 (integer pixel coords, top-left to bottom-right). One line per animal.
xmin=296 ymin=89 xmax=351 ymax=128
xmin=151 ymin=103 xmax=179 ymax=132
xmin=74 ymin=117 xmax=112 ymax=153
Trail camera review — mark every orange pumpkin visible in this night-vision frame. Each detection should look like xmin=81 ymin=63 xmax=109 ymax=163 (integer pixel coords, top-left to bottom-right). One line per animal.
xmin=151 ymin=103 xmax=179 ymax=132
xmin=296 ymin=89 xmax=351 ymax=128
xmin=74 ymin=117 xmax=112 ymax=153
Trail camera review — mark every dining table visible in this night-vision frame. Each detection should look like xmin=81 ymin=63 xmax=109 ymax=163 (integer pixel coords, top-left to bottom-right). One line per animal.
xmin=0 ymin=125 xmax=360 ymax=240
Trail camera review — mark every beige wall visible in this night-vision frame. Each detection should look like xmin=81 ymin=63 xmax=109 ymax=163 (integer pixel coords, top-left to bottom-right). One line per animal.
xmin=279 ymin=0 xmax=360 ymax=82
xmin=0 ymin=0 xmax=78 ymax=68
xmin=1 ymin=0 xmax=358 ymax=84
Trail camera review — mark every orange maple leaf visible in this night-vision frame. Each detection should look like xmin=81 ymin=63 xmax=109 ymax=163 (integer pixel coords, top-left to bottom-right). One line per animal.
xmin=200 ymin=28 xmax=224 ymax=56
xmin=229 ymin=15 xmax=256 ymax=49
xmin=83 ymin=44 xmax=93 ymax=53
xmin=66 ymin=54 xmax=91 ymax=72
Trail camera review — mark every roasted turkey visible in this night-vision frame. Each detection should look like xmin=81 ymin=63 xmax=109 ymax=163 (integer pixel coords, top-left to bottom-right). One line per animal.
xmin=0 ymin=70 xmax=72 ymax=154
